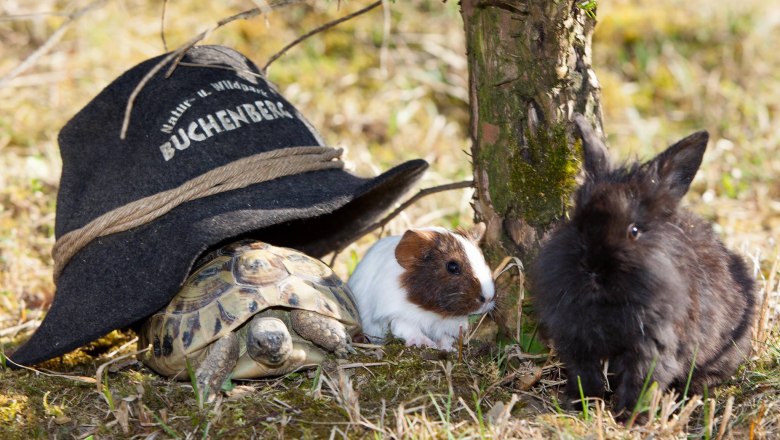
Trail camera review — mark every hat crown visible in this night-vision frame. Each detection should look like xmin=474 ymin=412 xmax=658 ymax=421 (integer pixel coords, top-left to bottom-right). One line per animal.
xmin=56 ymin=46 xmax=322 ymax=238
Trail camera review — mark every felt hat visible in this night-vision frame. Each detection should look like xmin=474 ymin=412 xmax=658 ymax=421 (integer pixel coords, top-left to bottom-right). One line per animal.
xmin=10 ymin=45 xmax=427 ymax=366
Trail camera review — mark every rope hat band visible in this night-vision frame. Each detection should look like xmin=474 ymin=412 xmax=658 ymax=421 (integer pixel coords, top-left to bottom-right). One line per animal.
xmin=52 ymin=146 xmax=343 ymax=281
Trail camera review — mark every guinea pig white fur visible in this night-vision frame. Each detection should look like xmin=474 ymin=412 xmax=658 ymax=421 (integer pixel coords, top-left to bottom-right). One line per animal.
xmin=347 ymin=224 xmax=495 ymax=350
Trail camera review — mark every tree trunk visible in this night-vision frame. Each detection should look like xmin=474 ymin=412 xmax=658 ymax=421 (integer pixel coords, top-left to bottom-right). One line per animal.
xmin=460 ymin=0 xmax=603 ymax=342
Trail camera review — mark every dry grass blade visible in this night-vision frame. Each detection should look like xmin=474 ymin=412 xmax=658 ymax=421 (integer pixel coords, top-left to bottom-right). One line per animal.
xmin=4 ymin=357 xmax=96 ymax=384
xmin=465 ymin=312 xmax=488 ymax=344
xmin=106 ymin=336 xmax=139 ymax=358
xmin=160 ymin=0 xmax=169 ymax=52
xmin=115 ymin=399 xmax=130 ymax=434
xmin=323 ymin=368 xmax=361 ymax=423
xmin=491 ymin=255 xmax=524 ymax=280
xmin=595 ymin=399 xmax=606 ymax=440
xmin=706 ymin=398 xmax=717 ymax=439
xmin=666 ymin=394 xmax=702 ymax=435
xmin=490 ymin=393 xmax=519 ymax=426
xmin=337 ymin=362 xmax=388 ymax=379
xmin=645 ymin=386 xmax=662 ymax=425
xmin=754 ymin=255 xmax=779 ymax=352
xmin=351 ymin=342 xmax=385 ymax=349
xmin=0 ymin=0 xmax=108 ymax=89
xmin=250 ymin=0 xmax=274 ymax=27
xmin=490 ymin=255 xmax=525 ymax=341
xmin=716 ymin=395 xmax=734 ymax=440
xmin=0 ymin=319 xmax=40 ymax=338
xmin=0 ymin=11 xmax=71 ymax=21
xmin=95 ymin=346 xmax=147 ymax=394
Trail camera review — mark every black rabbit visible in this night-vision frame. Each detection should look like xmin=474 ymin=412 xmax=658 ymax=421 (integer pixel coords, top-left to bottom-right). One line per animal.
xmin=530 ymin=114 xmax=755 ymax=417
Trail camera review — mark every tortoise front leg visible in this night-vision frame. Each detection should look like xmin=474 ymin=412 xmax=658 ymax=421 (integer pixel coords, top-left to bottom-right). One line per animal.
xmin=290 ymin=309 xmax=356 ymax=358
xmin=194 ymin=332 xmax=239 ymax=405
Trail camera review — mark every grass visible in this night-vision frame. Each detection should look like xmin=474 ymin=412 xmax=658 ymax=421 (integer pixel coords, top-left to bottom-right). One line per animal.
xmin=1 ymin=0 xmax=780 ymax=438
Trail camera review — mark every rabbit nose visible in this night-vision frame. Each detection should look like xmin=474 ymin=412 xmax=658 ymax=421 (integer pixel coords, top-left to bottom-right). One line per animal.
xmin=582 ymin=250 xmax=606 ymax=271
xmin=580 ymin=259 xmax=593 ymax=272
xmin=581 ymin=259 xmax=602 ymax=279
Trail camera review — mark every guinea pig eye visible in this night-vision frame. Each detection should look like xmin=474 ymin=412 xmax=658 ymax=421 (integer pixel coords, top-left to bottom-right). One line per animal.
xmin=446 ymin=261 xmax=461 ymax=275
xmin=627 ymin=223 xmax=641 ymax=241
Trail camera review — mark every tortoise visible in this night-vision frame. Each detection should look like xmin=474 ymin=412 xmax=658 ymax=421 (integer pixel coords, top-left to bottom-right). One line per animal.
xmin=138 ymin=240 xmax=360 ymax=401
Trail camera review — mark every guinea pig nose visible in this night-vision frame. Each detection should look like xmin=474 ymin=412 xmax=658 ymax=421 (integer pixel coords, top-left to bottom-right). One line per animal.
xmin=479 ymin=295 xmax=486 ymax=303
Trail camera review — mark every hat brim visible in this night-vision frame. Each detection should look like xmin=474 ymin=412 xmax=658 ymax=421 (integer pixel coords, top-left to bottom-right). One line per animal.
xmin=10 ymin=159 xmax=426 ymax=366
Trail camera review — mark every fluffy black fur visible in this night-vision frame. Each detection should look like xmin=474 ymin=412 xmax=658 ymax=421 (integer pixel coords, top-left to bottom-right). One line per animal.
xmin=530 ymin=114 xmax=756 ymax=417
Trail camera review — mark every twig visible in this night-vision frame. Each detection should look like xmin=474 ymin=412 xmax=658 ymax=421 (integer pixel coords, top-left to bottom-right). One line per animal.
xmin=379 ymin=0 xmax=391 ymax=73
xmin=120 ymin=0 xmax=303 ymax=139
xmin=0 ymin=319 xmax=41 ymax=337
xmin=328 ymin=180 xmax=474 ymax=265
xmin=106 ymin=336 xmax=139 ymax=358
xmin=95 ymin=346 xmax=148 ymax=394
xmin=368 ymin=180 xmax=473 ymax=233
xmin=0 ymin=11 xmax=72 ymax=21
xmin=338 ymin=362 xmax=388 ymax=377
xmin=160 ymin=0 xmax=169 ymax=52
xmin=262 ymin=0 xmax=383 ymax=73
xmin=4 ymin=357 xmax=96 ymax=384
xmin=0 ymin=0 xmax=109 ymax=89
xmin=350 ymin=342 xmax=385 ymax=349
xmin=338 ymin=362 xmax=388 ymax=369
xmin=164 ymin=7 xmax=277 ymax=78
xmin=120 ymin=49 xmax=181 ymax=139
xmin=174 ymin=61 xmax=267 ymax=80
xmin=249 ymin=0 xmax=274 ymax=27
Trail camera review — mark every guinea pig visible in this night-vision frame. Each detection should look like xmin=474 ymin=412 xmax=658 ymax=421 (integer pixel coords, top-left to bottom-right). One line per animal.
xmin=347 ymin=224 xmax=495 ymax=350
xmin=530 ymin=114 xmax=756 ymax=417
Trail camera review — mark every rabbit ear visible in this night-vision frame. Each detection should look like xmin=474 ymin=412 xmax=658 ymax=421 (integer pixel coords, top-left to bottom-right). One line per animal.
xmin=572 ymin=114 xmax=609 ymax=179
xmin=652 ymin=131 xmax=709 ymax=200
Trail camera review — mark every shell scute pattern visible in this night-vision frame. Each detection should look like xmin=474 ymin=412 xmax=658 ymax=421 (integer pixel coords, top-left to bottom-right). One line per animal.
xmin=234 ymin=251 xmax=290 ymax=287
xmin=139 ymin=241 xmax=361 ymax=378
xmin=161 ymin=334 xmax=173 ymax=357
xmin=171 ymin=260 xmax=234 ymax=315
xmin=192 ymin=265 xmax=220 ymax=284
xmin=328 ymin=284 xmax=360 ymax=320
xmin=212 ymin=318 xmax=222 ymax=338
xmin=181 ymin=313 xmax=202 ymax=350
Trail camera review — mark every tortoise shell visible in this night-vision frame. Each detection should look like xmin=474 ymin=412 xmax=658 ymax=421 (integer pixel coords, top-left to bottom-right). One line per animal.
xmin=138 ymin=241 xmax=361 ymax=378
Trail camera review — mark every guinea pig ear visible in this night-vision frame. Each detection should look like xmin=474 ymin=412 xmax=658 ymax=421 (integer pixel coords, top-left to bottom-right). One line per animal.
xmin=395 ymin=229 xmax=437 ymax=270
xmin=572 ymin=113 xmax=610 ymax=179
xmin=651 ymin=130 xmax=708 ymax=201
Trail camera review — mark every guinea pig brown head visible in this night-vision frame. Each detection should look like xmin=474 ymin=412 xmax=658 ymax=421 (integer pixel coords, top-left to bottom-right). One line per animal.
xmin=394 ymin=224 xmax=495 ymax=317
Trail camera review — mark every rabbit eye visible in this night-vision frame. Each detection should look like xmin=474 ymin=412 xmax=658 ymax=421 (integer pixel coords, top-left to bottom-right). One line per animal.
xmin=627 ymin=223 xmax=641 ymax=240
xmin=446 ymin=261 xmax=461 ymax=275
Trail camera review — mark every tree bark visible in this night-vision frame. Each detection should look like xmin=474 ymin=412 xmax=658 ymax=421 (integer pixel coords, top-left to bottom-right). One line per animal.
xmin=460 ymin=0 xmax=603 ymax=341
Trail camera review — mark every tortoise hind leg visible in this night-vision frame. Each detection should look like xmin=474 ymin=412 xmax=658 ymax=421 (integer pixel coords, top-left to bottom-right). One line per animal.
xmin=194 ymin=332 xmax=239 ymax=405
xmin=290 ymin=309 xmax=356 ymax=358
